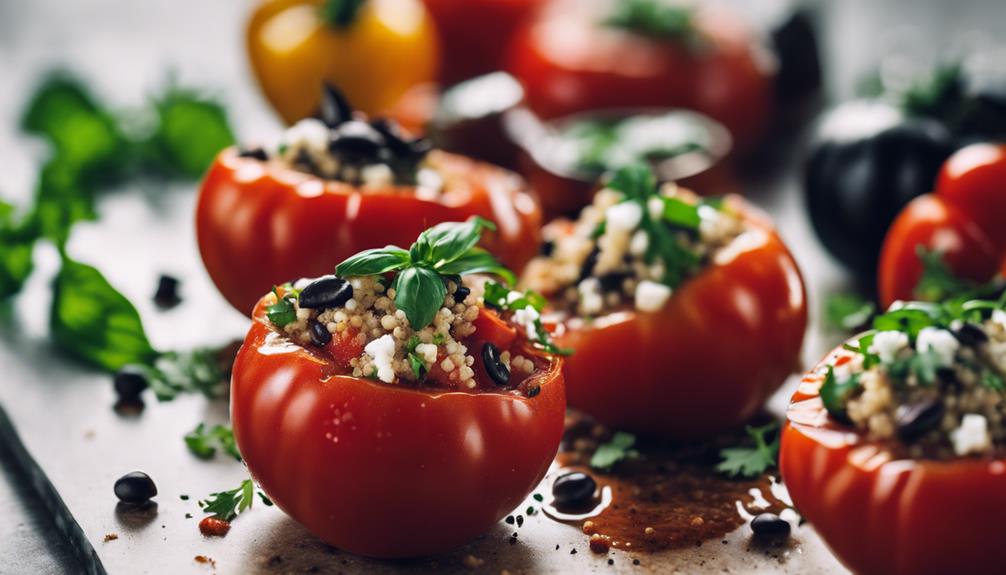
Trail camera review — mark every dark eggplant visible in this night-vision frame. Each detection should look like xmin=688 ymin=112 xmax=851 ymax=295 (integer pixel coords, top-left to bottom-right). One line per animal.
xmin=804 ymin=100 xmax=954 ymax=278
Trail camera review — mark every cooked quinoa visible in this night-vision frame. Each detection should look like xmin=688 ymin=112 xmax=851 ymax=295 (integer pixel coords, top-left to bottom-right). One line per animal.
xmin=826 ymin=308 xmax=1006 ymax=459
xmin=264 ymin=275 xmax=540 ymax=392
xmin=522 ymin=171 xmax=744 ymax=316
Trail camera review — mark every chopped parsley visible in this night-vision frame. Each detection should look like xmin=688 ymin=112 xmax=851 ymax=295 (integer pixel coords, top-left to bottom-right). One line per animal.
xmin=199 ymin=478 xmax=273 ymax=522
xmin=590 ymin=432 xmax=637 ymax=470
xmin=717 ymin=422 xmax=780 ymax=478
xmin=483 ymin=281 xmax=571 ymax=356
xmin=820 ymin=366 xmax=862 ymax=423
xmin=824 ymin=292 xmax=876 ymax=332
xmin=185 ymin=423 xmax=241 ymax=461
xmin=266 ymin=284 xmax=299 ymax=327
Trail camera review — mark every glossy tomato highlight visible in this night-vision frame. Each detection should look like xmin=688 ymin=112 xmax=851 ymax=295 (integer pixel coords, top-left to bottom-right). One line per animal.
xmin=196 ymin=149 xmax=541 ymax=314
xmin=231 ymin=296 xmax=566 ymax=558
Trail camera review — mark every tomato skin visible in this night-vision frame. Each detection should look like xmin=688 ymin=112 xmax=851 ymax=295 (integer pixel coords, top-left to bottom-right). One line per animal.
xmin=878 ymin=143 xmax=1006 ymax=307
xmin=231 ymin=297 xmax=565 ymax=558
xmin=422 ymin=0 xmax=542 ymax=85
xmin=554 ymin=198 xmax=806 ymax=439
xmin=196 ymin=148 xmax=542 ymax=315
xmin=506 ymin=1 xmax=773 ymax=150
xmin=781 ymin=346 xmax=1006 ymax=575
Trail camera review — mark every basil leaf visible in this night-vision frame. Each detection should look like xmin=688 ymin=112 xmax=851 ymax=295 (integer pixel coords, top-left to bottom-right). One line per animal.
xmin=606 ymin=163 xmax=656 ymax=202
xmin=483 ymin=281 xmax=511 ymax=309
xmin=424 ymin=217 xmax=496 ymax=265
xmin=393 ymin=266 xmax=447 ymax=329
xmin=661 ymin=197 xmax=700 ymax=229
xmin=820 ymin=366 xmax=861 ymax=424
xmin=266 ymin=295 xmax=296 ymax=327
xmin=0 ymin=201 xmax=39 ymax=299
xmin=140 ymin=87 xmax=235 ymax=179
xmin=824 ymin=293 xmax=876 ymax=331
xmin=50 ymin=256 xmax=157 ymax=371
xmin=336 ymin=247 xmax=410 ymax=276
xmin=435 ymin=248 xmax=515 ymax=285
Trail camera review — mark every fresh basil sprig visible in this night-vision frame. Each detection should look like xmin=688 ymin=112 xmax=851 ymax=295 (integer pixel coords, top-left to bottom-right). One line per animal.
xmin=335 ymin=217 xmax=515 ymax=329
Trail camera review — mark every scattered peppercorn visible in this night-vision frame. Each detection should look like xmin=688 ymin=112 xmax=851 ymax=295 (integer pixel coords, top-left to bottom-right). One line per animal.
xmin=153 ymin=274 xmax=181 ymax=308
xmin=608 ymin=558 xmax=614 ymax=565
xmin=505 ymin=515 xmax=515 ymax=524
xmin=570 ymin=548 xmax=577 ymax=555
xmin=515 ymin=515 xmax=524 ymax=527
xmin=552 ymin=471 xmax=597 ymax=508
xmin=180 ymin=494 xmax=189 ymax=500
xmin=633 ymin=559 xmax=641 ymax=565
xmin=750 ymin=513 xmax=791 ymax=538
xmin=114 ymin=471 xmax=157 ymax=504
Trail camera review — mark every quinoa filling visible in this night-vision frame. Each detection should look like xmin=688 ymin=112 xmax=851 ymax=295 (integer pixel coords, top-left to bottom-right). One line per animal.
xmin=237 ymin=84 xmax=438 ymax=189
xmin=822 ymin=300 xmax=1006 ymax=459
xmin=521 ymin=164 xmax=743 ymax=316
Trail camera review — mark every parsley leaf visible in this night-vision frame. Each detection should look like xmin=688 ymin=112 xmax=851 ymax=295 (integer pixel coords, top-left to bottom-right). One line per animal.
xmin=590 ymin=432 xmax=637 ymax=470
xmin=914 ymin=246 xmax=977 ymax=302
xmin=824 ymin=292 xmax=876 ymax=331
xmin=266 ymin=287 xmax=298 ymax=327
xmin=185 ymin=423 xmax=242 ymax=461
xmin=717 ymin=423 xmax=780 ymax=478
xmin=141 ymin=347 xmax=230 ymax=401
xmin=0 ymin=200 xmax=39 ymax=299
xmin=199 ymin=478 xmax=272 ymax=522
xmin=820 ymin=366 xmax=862 ymax=423
xmin=606 ymin=0 xmax=696 ymax=42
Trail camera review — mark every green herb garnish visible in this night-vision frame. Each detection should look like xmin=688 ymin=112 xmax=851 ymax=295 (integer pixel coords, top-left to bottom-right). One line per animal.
xmin=320 ymin=0 xmax=367 ymax=28
xmin=605 ymin=0 xmax=696 ymax=43
xmin=266 ymin=286 xmax=298 ymax=327
xmin=0 ymin=200 xmax=38 ymax=300
xmin=199 ymin=478 xmax=273 ymax=522
xmin=590 ymin=432 xmax=637 ymax=470
xmin=820 ymin=366 xmax=862 ymax=423
xmin=335 ymin=217 xmax=514 ymax=329
xmin=824 ymin=292 xmax=876 ymax=331
xmin=185 ymin=423 xmax=242 ymax=461
xmin=483 ymin=281 xmax=571 ymax=355
xmin=717 ymin=422 xmax=780 ymax=478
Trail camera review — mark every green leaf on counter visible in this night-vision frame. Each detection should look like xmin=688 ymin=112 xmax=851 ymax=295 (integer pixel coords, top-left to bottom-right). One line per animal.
xmin=185 ymin=423 xmax=242 ymax=461
xmin=590 ymin=432 xmax=637 ymax=470
xmin=199 ymin=478 xmax=271 ymax=522
xmin=50 ymin=256 xmax=156 ymax=371
xmin=143 ymin=347 xmax=229 ymax=401
xmin=141 ymin=87 xmax=235 ymax=179
xmin=717 ymin=422 xmax=780 ymax=478
xmin=824 ymin=292 xmax=876 ymax=331
xmin=0 ymin=200 xmax=39 ymax=300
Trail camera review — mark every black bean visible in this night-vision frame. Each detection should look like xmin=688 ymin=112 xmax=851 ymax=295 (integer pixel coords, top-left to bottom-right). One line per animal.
xmin=309 ymin=320 xmax=332 ymax=347
xmin=329 ymin=121 xmax=386 ymax=156
xmin=578 ymin=247 xmax=600 ymax=281
xmin=319 ymin=83 xmax=354 ymax=127
xmin=937 ymin=367 xmax=961 ymax=391
xmin=895 ymin=398 xmax=945 ymax=442
xmin=298 ymin=276 xmax=353 ymax=309
xmin=598 ymin=272 xmax=630 ymax=292
xmin=954 ymin=323 xmax=988 ymax=347
xmin=237 ymin=146 xmax=269 ymax=161
xmin=552 ymin=472 xmax=596 ymax=508
xmin=482 ymin=343 xmax=510 ymax=386
xmin=453 ymin=286 xmax=471 ymax=304
xmin=750 ymin=513 xmax=790 ymax=537
xmin=114 ymin=471 xmax=157 ymax=504
xmin=113 ymin=366 xmax=148 ymax=401
xmin=527 ymin=385 xmax=541 ymax=398
xmin=153 ymin=274 xmax=181 ymax=308
xmin=540 ymin=240 xmax=555 ymax=257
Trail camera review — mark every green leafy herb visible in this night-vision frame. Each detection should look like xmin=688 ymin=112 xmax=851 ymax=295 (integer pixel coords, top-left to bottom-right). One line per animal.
xmin=185 ymin=423 xmax=242 ymax=461
xmin=982 ymin=370 xmax=1005 ymax=391
xmin=606 ymin=0 xmax=696 ymax=43
xmin=661 ymin=197 xmax=701 ymax=229
xmin=335 ymin=217 xmax=514 ymax=329
xmin=717 ymin=422 xmax=780 ymax=478
xmin=824 ymin=292 xmax=876 ymax=331
xmin=320 ymin=0 xmax=367 ymax=28
xmin=914 ymin=246 xmax=978 ymax=302
xmin=139 ymin=86 xmax=236 ymax=179
xmin=902 ymin=63 xmax=963 ymax=122
xmin=590 ymin=432 xmax=637 ymax=470
xmin=141 ymin=347 xmax=230 ymax=401
xmin=199 ymin=478 xmax=272 ymax=522
xmin=0 ymin=201 xmax=39 ymax=300
xmin=50 ymin=256 xmax=157 ymax=371
xmin=820 ymin=366 xmax=862 ymax=423
xmin=482 ymin=281 xmax=572 ymax=355
xmin=266 ymin=286 xmax=298 ymax=327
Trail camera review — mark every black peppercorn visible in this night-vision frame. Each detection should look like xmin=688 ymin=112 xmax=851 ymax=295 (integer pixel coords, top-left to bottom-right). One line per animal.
xmin=153 ymin=274 xmax=181 ymax=308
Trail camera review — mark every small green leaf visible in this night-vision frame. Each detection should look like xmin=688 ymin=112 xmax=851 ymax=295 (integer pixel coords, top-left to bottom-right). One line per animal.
xmin=606 ymin=0 xmax=695 ymax=42
xmin=393 ymin=266 xmax=447 ymax=329
xmin=336 ymin=247 xmax=410 ymax=277
xmin=661 ymin=197 xmax=700 ymax=229
xmin=982 ymin=370 xmax=1005 ymax=391
xmin=320 ymin=0 xmax=367 ymax=28
xmin=266 ymin=287 xmax=297 ymax=327
xmin=408 ymin=352 xmax=426 ymax=380
xmin=435 ymin=248 xmax=515 ymax=285
xmin=199 ymin=478 xmax=264 ymax=522
xmin=590 ymin=432 xmax=637 ymax=470
xmin=824 ymin=293 xmax=876 ymax=331
xmin=606 ymin=163 xmax=657 ymax=202
xmin=424 ymin=217 xmax=496 ymax=266
xmin=0 ymin=200 xmax=39 ymax=299
xmin=141 ymin=86 xmax=235 ymax=179
xmin=820 ymin=366 xmax=861 ymax=424
xmin=717 ymin=423 xmax=780 ymax=478
xmin=185 ymin=423 xmax=241 ymax=461
xmin=50 ymin=256 xmax=157 ymax=371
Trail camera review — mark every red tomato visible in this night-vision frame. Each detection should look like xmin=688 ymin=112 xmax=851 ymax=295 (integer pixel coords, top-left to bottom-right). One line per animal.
xmin=422 ymin=0 xmax=543 ymax=85
xmin=781 ymin=346 xmax=1006 ymax=575
xmin=196 ymin=149 xmax=542 ymax=315
xmin=231 ymin=296 xmax=566 ymax=558
xmin=553 ymin=197 xmax=806 ymax=439
xmin=506 ymin=0 xmax=774 ymax=150
xmin=878 ymin=143 xmax=1006 ymax=307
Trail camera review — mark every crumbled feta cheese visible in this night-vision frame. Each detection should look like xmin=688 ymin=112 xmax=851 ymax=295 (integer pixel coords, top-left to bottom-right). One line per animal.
xmin=506 ymin=291 xmax=524 ymax=305
xmin=605 ymin=202 xmax=643 ymax=232
xmin=916 ymin=327 xmax=960 ymax=366
xmin=578 ymin=278 xmax=603 ymax=315
xmin=647 ymin=197 xmax=664 ymax=220
xmin=629 ymin=229 xmax=649 ymax=256
xmin=993 ymin=310 xmax=1006 ymax=332
xmin=414 ymin=343 xmax=438 ymax=364
xmin=283 ymin=118 xmax=329 ymax=154
xmin=416 ymin=168 xmax=443 ymax=193
xmin=951 ymin=414 xmax=991 ymax=456
xmin=869 ymin=331 xmax=910 ymax=363
xmin=512 ymin=305 xmax=541 ymax=341
xmin=698 ymin=205 xmax=731 ymax=243
xmin=361 ymin=164 xmax=394 ymax=188
xmin=634 ymin=280 xmax=672 ymax=313
xmin=364 ymin=334 xmax=397 ymax=383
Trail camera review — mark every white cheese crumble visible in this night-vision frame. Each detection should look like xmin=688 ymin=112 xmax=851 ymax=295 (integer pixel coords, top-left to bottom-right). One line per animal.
xmin=361 ymin=164 xmax=394 ymax=188
xmin=364 ymin=334 xmax=397 ymax=383
xmin=283 ymin=118 xmax=329 ymax=154
xmin=647 ymin=197 xmax=664 ymax=220
xmin=698 ymin=205 xmax=732 ymax=243
xmin=869 ymin=331 xmax=910 ymax=363
xmin=951 ymin=414 xmax=991 ymax=456
xmin=605 ymin=202 xmax=643 ymax=232
xmin=915 ymin=327 xmax=960 ymax=366
xmin=414 ymin=343 xmax=438 ymax=365
xmin=634 ymin=280 xmax=672 ymax=313
xmin=993 ymin=310 xmax=1006 ymax=332
xmin=512 ymin=305 xmax=541 ymax=341
xmin=577 ymin=278 xmax=603 ymax=315
xmin=629 ymin=229 xmax=649 ymax=256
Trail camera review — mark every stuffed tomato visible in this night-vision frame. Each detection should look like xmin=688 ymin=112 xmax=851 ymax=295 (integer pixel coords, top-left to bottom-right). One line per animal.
xmin=520 ymin=165 xmax=806 ymax=439
xmin=506 ymin=0 xmax=774 ymax=150
xmin=197 ymin=86 xmax=541 ymax=314
xmin=879 ymin=143 xmax=1006 ymax=307
xmin=231 ymin=218 xmax=565 ymax=557
xmin=781 ymin=299 xmax=1006 ymax=575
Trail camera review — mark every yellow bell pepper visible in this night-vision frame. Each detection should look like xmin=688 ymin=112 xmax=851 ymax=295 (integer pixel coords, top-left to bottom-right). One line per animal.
xmin=247 ymin=0 xmax=439 ymax=123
